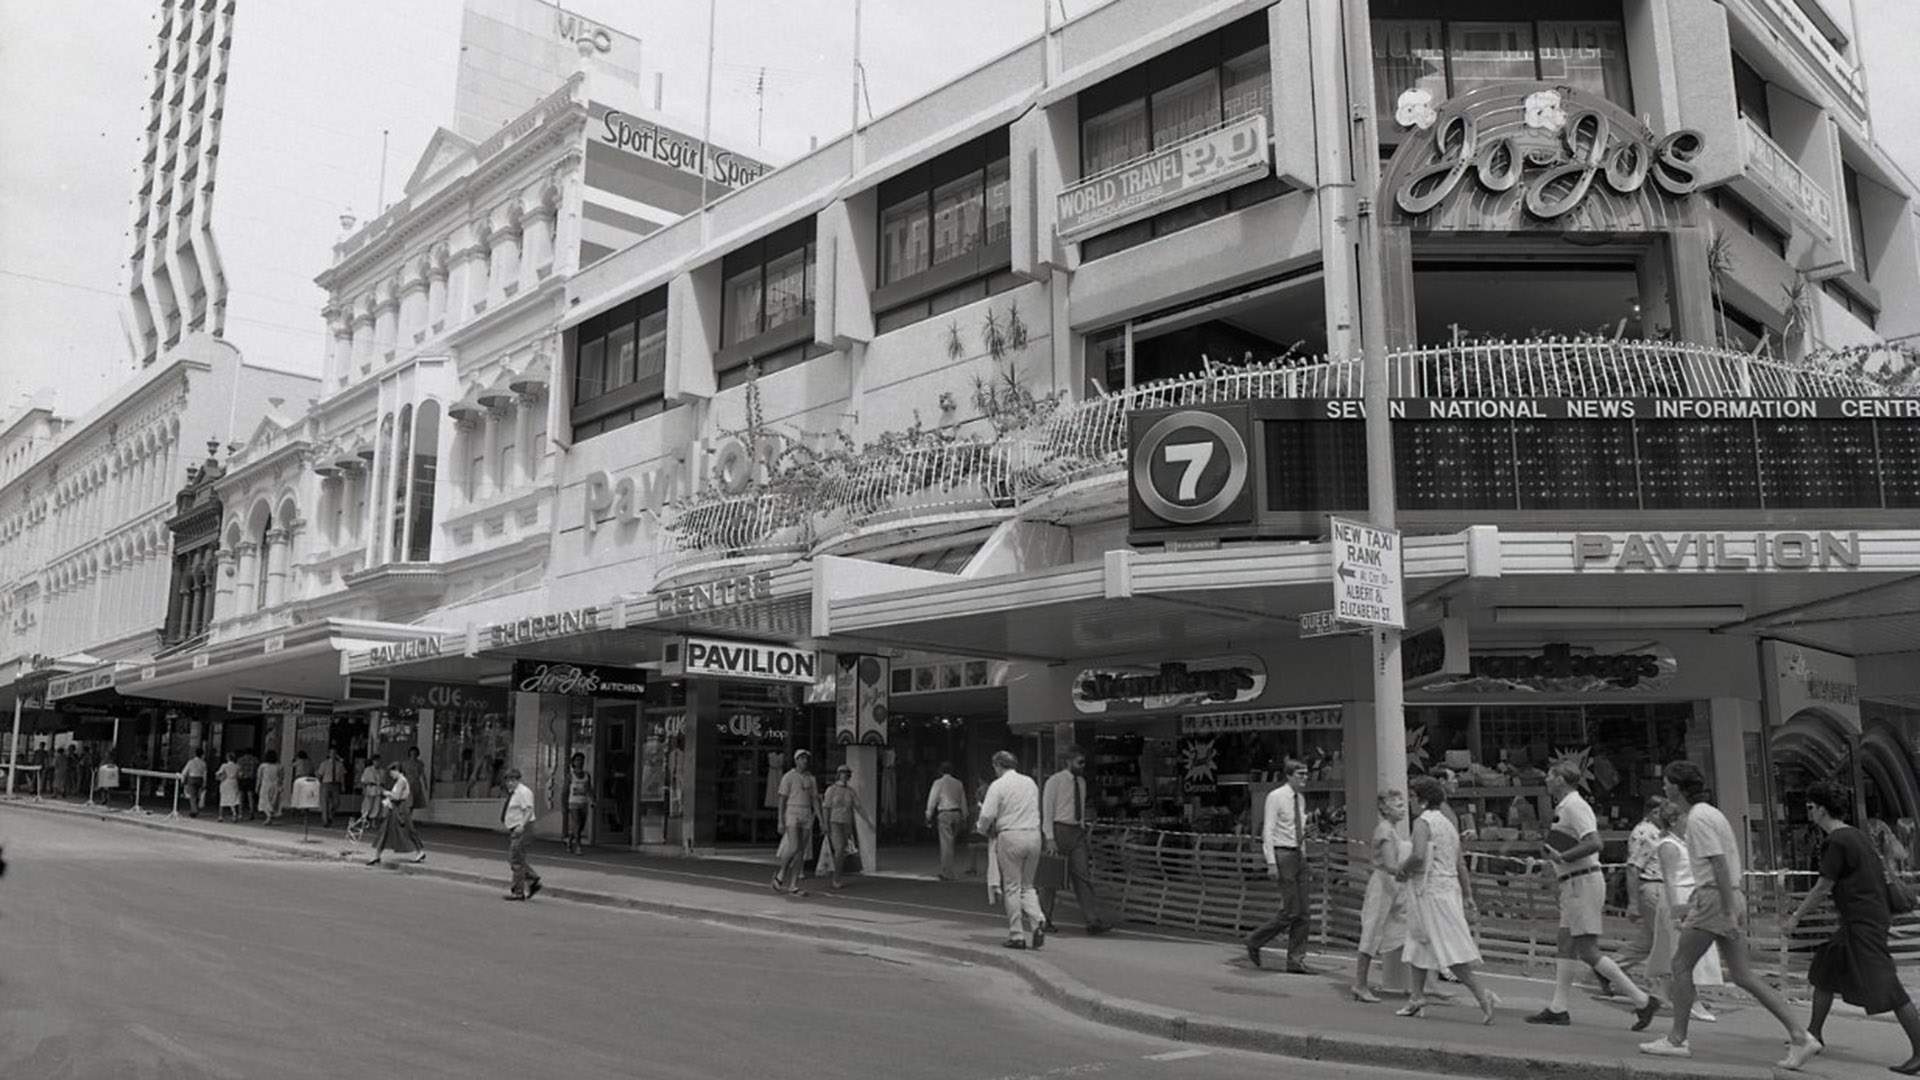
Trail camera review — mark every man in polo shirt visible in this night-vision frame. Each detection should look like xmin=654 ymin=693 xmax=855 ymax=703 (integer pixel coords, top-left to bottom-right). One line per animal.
xmin=1620 ymin=796 xmax=1667 ymax=982
xmin=1040 ymin=749 xmax=1113 ymax=936
xmin=1246 ymin=759 xmax=1313 ymax=973
xmin=771 ymin=749 xmax=823 ymax=895
xmin=316 ymin=748 xmax=348 ymax=827
xmin=924 ymin=762 xmax=968 ymax=881
xmin=1528 ymin=761 xmax=1661 ymax=1029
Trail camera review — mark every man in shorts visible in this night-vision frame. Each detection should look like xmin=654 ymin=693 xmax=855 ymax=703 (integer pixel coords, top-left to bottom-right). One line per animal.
xmin=1640 ymin=760 xmax=1821 ymax=1068
xmin=1527 ymin=761 xmax=1662 ymax=1030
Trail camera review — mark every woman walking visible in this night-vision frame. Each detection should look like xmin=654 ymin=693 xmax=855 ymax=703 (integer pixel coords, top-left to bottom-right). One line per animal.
xmin=366 ymin=761 xmax=426 ymax=866
xmin=256 ymin=750 xmax=283 ymax=825
xmin=1352 ymin=788 xmax=1412 ymax=1002
xmin=1398 ymin=776 xmax=1500 ymax=1024
xmin=216 ymin=751 xmax=242 ymax=823
xmin=822 ymin=764 xmax=876 ymax=890
xmin=1787 ymin=781 xmax=1920 ymax=1074
xmin=1649 ymin=799 xmax=1723 ymax=1022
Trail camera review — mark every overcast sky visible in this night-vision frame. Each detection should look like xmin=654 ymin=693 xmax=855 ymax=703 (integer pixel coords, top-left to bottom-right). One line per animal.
xmin=0 ymin=0 xmax=1054 ymax=424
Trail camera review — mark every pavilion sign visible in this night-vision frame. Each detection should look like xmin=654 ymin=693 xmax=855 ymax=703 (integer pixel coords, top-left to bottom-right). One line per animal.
xmin=1574 ymin=531 xmax=1861 ymax=572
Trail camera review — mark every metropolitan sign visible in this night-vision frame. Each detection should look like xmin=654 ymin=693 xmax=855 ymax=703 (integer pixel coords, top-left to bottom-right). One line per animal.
xmin=1330 ymin=517 xmax=1404 ymax=629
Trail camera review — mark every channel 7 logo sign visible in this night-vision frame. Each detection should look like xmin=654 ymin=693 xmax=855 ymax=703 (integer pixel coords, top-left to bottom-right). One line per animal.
xmin=1127 ymin=404 xmax=1255 ymax=535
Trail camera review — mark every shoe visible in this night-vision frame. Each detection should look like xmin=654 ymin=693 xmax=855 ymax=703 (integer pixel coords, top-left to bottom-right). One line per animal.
xmin=1284 ymin=962 xmax=1315 ymax=975
xmin=770 ymin=876 xmax=784 ymax=894
xmin=1779 ymin=1036 xmax=1823 ymax=1071
xmin=1638 ymin=1037 xmax=1691 ymax=1058
xmin=526 ymin=879 xmax=543 ymax=900
xmin=1004 ymin=939 xmax=1028 ymax=950
xmin=1690 ymin=1004 xmax=1717 ymax=1023
xmin=502 ymin=893 xmax=526 ymax=901
xmin=1245 ymin=942 xmax=1263 ymax=968
xmin=1891 ymin=1054 xmax=1920 ymax=1075
xmin=1032 ymin=925 xmax=1046 ymax=950
xmin=411 ymin=852 xmax=427 ymax=863
xmin=1042 ymin=920 xmax=1057 ymax=933
xmin=1525 ymin=1008 xmax=1571 ymax=1026
xmin=1395 ymin=1001 xmax=1428 ymax=1018
xmin=365 ymin=856 xmax=382 ymax=866
xmin=1632 ymin=995 xmax=1663 ymax=1032
xmin=1351 ymin=988 xmax=1382 ymax=1004
xmin=1480 ymin=990 xmax=1503 ymax=1025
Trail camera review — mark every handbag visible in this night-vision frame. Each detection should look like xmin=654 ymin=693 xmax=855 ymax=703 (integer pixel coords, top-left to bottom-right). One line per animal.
xmin=1888 ymin=875 xmax=1917 ymax=916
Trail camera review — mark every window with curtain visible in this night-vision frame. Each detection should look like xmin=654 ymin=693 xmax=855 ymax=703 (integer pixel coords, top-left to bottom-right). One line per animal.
xmin=984 ymin=158 xmax=1011 ymax=245
xmin=1151 ymin=71 xmax=1222 ymax=149
xmin=724 ymin=264 xmax=763 ymax=346
xmin=1372 ymin=16 xmax=1633 ymax=127
xmin=873 ymin=127 xmax=1012 ymax=323
xmin=1221 ymin=46 xmax=1273 ymax=121
xmin=605 ymin=321 xmax=636 ymax=392
xmin=569 ymin=286 xmax=668 ymax=443
xmin=716 ymin=221 xmax=820 ymax=385
xmin=880 ymin=194 xmax=931 ymax=284
xmin=1082 ymin=99 xmax=1150 ymax=176
xmin=931 ymin=171 xmax=985 ymax=265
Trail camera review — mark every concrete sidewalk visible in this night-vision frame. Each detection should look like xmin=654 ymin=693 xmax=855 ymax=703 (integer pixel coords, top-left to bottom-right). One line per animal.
xmin=9 ymin=795 xmax=1909 ymax=1080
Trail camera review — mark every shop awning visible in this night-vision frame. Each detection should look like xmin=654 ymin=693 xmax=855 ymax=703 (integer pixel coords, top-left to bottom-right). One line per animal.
xmin=817 ymin=528 xmax=1920 ymax=662
xmin=118 ymin=619 xmax=456 ymax=707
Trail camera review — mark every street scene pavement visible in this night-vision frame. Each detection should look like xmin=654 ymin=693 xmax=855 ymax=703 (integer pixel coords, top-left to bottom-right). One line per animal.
xmin=1 ymin=806 xmax=1429 ymax=1080
xmin=5 ymin=799 xmax=1913 ymax=1080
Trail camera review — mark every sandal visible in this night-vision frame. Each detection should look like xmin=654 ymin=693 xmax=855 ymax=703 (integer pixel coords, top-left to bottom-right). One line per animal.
xmin=1351 ymin=988 xmax=1382 ymax=1004
xmin=1396 ymin=1001 xmax=1428 ymax=1018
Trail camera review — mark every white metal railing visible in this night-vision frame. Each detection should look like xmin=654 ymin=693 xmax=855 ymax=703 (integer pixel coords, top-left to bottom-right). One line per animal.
xmin=1742 ymin=115 xmax=1837 ymax=241
xmin=665 ymin=341 xmax=1907 ymax=555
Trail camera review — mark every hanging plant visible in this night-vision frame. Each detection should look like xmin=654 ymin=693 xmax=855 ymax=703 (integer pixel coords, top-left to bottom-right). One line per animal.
xmin=944 ymin=320 xmax=965 ymax=361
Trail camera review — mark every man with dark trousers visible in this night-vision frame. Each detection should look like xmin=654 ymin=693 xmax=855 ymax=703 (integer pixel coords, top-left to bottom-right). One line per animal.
xmin=1246 ymin=759 xmax=1313 ymax=972
xmin=1040 ymin=749 xmax=1113 ymax=935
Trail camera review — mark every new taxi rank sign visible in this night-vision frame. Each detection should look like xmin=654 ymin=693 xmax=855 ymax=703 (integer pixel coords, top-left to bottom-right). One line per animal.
xmin=1330 ymin=517 xmax=1405 ymax=630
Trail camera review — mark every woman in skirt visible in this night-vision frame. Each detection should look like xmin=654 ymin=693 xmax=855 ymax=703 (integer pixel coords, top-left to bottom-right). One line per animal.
xmin=1397 ymin=776 xmax=1500 ymax=1023
xmin=256 ymin=749 xmax=283 ymax=825
xmin=1351 ymin=788 xmax=1411 ymax=1002
xmin=1787 ymin=781 xmax=1920 ymax=1074
xmin=216 ymin=751 xmax=242 ymax=823
xmin=366 ymin=761 xmax=425 ymax=866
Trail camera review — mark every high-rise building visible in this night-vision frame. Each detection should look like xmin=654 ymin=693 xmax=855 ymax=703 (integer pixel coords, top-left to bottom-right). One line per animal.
xmin=452 ymin=0 xmax=645 ymax=142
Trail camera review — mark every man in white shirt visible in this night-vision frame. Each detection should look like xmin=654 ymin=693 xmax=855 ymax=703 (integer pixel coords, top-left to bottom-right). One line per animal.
xmin=500 ymin=766 xmax=543 ymax=901
xmin=772 ymin=750 xmax=823 ymax=895
xmin=1620 ymin=796 xmax=1666 ymax=979
xmin=1642 ymin=760 xmax=1819 ymax=1067
xmin=924 ymin=761 xmax=969 ymax=881
xmin=1531 ymin=761 xmax=1659 ymax=1028
xmin=1246 ymin=760 xmax=1314 ymax=972
xmin=977 ymin=750 xmax=1046 ymax=949
xmin=316 ymin=748 xmax=347 ymax=826
xmin=179 ymin=749 xmax=208 ymax=818
xmin=1041 ymin=749 xmax=1113 ymax=935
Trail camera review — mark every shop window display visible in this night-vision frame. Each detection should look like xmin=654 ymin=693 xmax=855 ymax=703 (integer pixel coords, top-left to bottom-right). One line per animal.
xmin=432 ymin=710 xmax=512 ymax=799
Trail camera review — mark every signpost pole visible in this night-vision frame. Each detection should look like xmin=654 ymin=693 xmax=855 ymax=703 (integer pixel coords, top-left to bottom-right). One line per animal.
xmin=1343 ymin=1 xmax=1408 ymax=812
xmin=6 ymin=692 xmax=19 ymax=796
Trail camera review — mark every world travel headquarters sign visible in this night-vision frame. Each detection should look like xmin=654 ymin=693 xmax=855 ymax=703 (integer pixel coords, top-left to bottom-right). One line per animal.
xmin=1058 ymin=113 xmax=1271 ymax=239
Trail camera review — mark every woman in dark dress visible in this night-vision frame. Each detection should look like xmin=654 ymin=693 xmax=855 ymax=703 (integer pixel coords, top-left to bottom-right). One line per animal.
xmin=1787 ymin=781 xmax=1920 ymax=1074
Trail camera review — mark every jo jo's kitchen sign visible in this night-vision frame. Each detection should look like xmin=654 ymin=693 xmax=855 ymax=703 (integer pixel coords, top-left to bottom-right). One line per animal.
xmin=1057 ymin=113 xmax=1271 ymax=239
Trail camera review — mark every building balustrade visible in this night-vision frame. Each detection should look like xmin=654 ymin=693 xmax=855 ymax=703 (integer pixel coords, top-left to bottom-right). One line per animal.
xmin=1741 ymin=116 xmax=1837 ymax=244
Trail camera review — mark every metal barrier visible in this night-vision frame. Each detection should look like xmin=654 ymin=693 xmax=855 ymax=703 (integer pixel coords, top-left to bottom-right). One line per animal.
xmin=1085 ymin=824 xmax=1920 ymax=995
xmin=113 ymin=768 xmax=186 ymax=818
xmin=3 ymin=763 xmax=44 ymax=797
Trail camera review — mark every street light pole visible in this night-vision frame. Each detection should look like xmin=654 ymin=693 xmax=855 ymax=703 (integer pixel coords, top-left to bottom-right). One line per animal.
xmin=1342 ymin=0 xmax=1407 ymax=803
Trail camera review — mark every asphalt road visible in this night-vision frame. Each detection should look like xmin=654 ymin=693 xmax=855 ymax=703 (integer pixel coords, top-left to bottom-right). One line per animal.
xmin=0 ymin=811 xmax=1431 ymax=1080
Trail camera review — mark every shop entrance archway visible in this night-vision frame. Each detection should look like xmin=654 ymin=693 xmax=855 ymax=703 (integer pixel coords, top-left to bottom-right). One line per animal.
xmin=1766 ymin=707 xmax=1861 ymax=872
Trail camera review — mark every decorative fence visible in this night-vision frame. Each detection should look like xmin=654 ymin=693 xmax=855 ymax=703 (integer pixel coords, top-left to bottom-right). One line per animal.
xmin=1085 ymin=824 xmax=1920 ymax=995
xmin=668 ymin=341 xmax=1904 ymax=560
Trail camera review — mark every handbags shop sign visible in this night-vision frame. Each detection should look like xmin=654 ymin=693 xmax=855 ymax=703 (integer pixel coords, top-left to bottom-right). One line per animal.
xmin=668 ymin=636 xmax=817 ymax=684
xmin=1072 ymin=656 xmax=1267 ymax=715
xmin=1418 ymin=642 xmax=1678 ymax=694
xmin=511 ymin=661 xmax=648 ymax=699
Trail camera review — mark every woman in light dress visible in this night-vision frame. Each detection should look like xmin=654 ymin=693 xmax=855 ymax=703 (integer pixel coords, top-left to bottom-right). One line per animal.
xmin=1398 ymin=776 xmax=1500 ymax=1023
xmin=1649 ymin=799 xmax=1723 ymax=1022
xmin=256 ymin=749 xmax=283 ymax=825
xmin=216 ymin=751 xmax=242 ymax=823
xmin=1352 ymin=788 xmax=1412 ymax=1002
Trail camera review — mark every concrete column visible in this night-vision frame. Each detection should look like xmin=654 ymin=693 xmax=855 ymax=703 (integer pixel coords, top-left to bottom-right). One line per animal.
xmin=351 ymin=307 xmax=376 ymax=376
xmin=398 ymin=268 xmax=428 ymax=347
xmin=426 ymin=247 xmax=449 ymax=331
xmin=480 ymin=410 xmax=501 ymax=500
xmin=373 ymin=280 xmax=400 ymax=360
xmin=495 ymin=209 xmax=524 ymax=300
xmin=466 ymin=228 xmax=493 ymax=313
xmin=1707 ymin=696 xmax=1761 ymax=868
xmin=524 ymin=201 xmax=557 ymax=281
xmin=848 ymin=743 xmax=880 ymax=872
xmin=232 ymin=541 xmax=258 ymax=613
xmin=509 ymin=396 xmax=534 ymax=490
xmin=262 ymin=528 xmax=288 ymax=608
xmin=683 ymin=679 xmax=719 ymax=850
xmin=324 ymin=306 xmax=352 ymax=389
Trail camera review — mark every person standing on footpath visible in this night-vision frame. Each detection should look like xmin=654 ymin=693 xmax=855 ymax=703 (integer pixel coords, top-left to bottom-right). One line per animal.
xmin=925 ymin=762 xmax=968 ymax=881
xmin=1397 ymin=777 xmax=1500 ymax=1023
xmin=316 ymin=748 xmax=346 ymax=827
xmin=237 ymin=748 xmax=259 ymax=820
xmin=256 ymin=750 xmax=283 ymax=825
xmin=499 ymin=767 xmax=543 ymax=902
xmin=1640 ymin=760 xmax=1821 ymax=1067
xmin=771 ymin=749 xmax=822 ymax=895
xmin=1529 ymin=761 xmax=1661 ymax=1029
xmin=358 ymin=755 xmax=384 ymax=824
xmin=366 ymin=761 xmax=426 ymax=866
xmin=1352 ymin=788 xmax=1412 ymax=1002
xmin=822 ymin=764 xmax=875 ymax=890
xmin=1040 ymin=749 xmax=1113 ymax=936
xmin=1786 ymin=781 xmax=1920 ymax=1074
xmin=179 ymin=747 xmax=208 ymax=817
xmin=563 ymin=752 xmax=594 ymax=855
xmin=51 ymin=745 xmax=70 ymax=800
xmin=1620 ymin=796 xmax=1667 ymax=983
xmin=216 ymin=751 xmax=242 ymax=822
xmin=978 ymin=750 xmax=1046 ymax=950
xmin=1246 ymin=760 xmax=1314 ymax=972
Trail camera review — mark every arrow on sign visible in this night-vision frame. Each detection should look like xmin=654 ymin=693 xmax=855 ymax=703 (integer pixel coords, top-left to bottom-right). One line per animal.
xmin=1338 ymin=565 xmax=1360 ymax=581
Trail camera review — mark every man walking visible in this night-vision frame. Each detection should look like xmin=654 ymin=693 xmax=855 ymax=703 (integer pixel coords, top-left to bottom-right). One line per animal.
xmin=1041 ymin=749 xmax=1113 ymax=935
xmin=1528 ymin=761 xmax=1662 ymax=1029
xmin=1619 ymin=796 xmax=1666 ymax=982
xmin=925 ymin=761 xmax=968 ymax=880
xmin=1247 ymin=760 xmax=1314 ymax=972
xmin=316 ymin=748 xmax=346 ymax=827
xmin=772 ymin=749 xmax=822 ymax=894
xmin=1641 ymin=761 xmax=1821 ymax=1067
xmin=500 ymin=767 xmax=543 ymax=901
xmin=978 ymin=750 xmax=1046 ymax=950
xmin=179 ymin=747 xmax=208 ymax=817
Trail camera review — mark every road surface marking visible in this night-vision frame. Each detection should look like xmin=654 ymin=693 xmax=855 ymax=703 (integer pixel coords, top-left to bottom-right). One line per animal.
xmin=1143 ymin=1049 xmax=1212 ymax=1062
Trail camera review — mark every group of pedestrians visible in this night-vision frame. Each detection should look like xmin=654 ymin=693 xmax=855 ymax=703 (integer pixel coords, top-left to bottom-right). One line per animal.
xmin=770 ymin=750 xmax=879 ymax=894
xmin=1321 ymin=756 xmax=1918 ymax=1071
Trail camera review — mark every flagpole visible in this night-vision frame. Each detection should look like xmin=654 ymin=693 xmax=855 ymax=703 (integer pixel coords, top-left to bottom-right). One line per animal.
xmin=697 ymin=0 xmax=719 ymax=241
xmin=850 ymin=0 xmax=864 ymax=168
